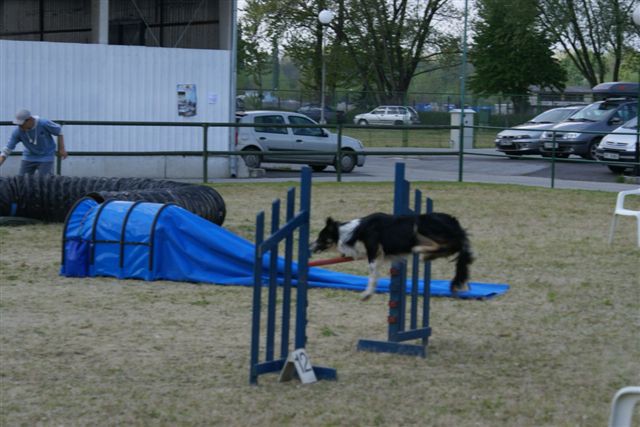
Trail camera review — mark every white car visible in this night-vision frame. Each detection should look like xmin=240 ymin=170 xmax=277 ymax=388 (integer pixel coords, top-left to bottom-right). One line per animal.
xmin=236 ymin=110 xmax=366 ymax=173
xmin=353 ymin=106 xmax=420 ymax=126
xmin=595 ymin=117 xmax=639 ymax=173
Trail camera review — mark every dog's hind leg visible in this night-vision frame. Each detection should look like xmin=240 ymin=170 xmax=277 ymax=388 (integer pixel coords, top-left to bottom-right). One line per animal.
xmin=412 ymin=235 xmax=441 ymax=258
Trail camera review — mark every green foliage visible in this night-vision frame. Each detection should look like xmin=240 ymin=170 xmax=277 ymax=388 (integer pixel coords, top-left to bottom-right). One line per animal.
xmin=468 ymin=0 xmax=566 ymax=111
xmin=238 ymin=0 xmax=460 ymax=104
xmin=537 ymin=0 xmax=639 ymax=86
xmin=237 ymin=0 xmax=273 ymax=90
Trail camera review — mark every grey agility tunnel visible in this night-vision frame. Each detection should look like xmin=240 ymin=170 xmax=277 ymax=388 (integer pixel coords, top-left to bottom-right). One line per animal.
xmin=0 ymin=175 xmax=226 ymax=225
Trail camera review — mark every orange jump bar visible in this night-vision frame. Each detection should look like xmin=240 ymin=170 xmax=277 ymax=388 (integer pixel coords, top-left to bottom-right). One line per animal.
xmin=308 ymin=256 xmax=354 ymax=267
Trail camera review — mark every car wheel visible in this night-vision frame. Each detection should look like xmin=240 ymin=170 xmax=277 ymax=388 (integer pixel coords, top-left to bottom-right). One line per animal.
xmin=394 ymin=120 xmax=403 ymax=126
xmin=607 ymin=165 xmax=628 ymax=174
xmin=358 ymin=119 xmax=368 ymax=126
xmin=582 ymin=139 xmax=601 ymax=160
xmin=310 ymin=165 xmax=327 ymax=172
xmin=241 ymin=147 xmax=262 ymax=168
xmin=335 ymin=151 xmax=357 ymax=173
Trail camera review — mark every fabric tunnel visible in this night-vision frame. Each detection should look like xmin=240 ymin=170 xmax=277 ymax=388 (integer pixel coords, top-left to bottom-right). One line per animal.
xmin=61 ymin=198 xmax=510 ymax=299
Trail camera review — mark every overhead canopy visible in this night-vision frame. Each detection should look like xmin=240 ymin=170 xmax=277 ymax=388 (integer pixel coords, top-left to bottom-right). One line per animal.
xmin=61 ymin=199 xmax=509 ymax=299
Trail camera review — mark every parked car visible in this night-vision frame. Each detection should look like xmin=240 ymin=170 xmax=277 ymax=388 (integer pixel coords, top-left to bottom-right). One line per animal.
xmin=297 ymin=104 xmax=345 ymax=123
xmin=353 ymin=106 xmax=420 ymax=126
xmin=494 ymin=105 xmax=585 ymax=156
xmin=595 ymin=117 xmax=639 ymax=174
xmin=236 ymin=110 xmax=365 ymax=173
xmin=539 ymin=82 xmax=639 ymax=160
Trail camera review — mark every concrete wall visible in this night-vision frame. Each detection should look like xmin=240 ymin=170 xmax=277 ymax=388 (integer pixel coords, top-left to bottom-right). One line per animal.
xmin=0 ymin=39 xmax=234 ymax=179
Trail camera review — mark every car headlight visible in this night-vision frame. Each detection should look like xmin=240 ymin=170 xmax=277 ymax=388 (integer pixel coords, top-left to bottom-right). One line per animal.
xmin=542 ymin=131 xmax=553 ymax=139
xmin=564 ymin=132 xmax=581 ymax=140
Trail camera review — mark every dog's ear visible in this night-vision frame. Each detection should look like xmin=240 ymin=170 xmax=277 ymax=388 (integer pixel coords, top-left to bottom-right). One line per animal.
xmin=325 ymin=217 xmax=335 ymax=226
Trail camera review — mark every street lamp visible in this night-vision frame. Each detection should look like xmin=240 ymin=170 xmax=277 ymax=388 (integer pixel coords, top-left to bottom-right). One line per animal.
xmin=318 ymin=9 xmax=334 ymax=124
xmin=633 ymin=5 xmax=639 ymax=176
xmin=457 ymin=0 xmax=469 ymax=182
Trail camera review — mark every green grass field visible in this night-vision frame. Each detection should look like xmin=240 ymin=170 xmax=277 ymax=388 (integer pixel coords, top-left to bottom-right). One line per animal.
xmin=1 ymin=181 xmax=638 ymax=426
xmin=340 ymin=126 xmax=498 ymax=148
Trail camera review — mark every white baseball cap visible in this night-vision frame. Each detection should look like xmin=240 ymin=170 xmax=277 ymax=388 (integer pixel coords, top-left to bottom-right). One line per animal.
xmin=13 ymin=109 xmax=32 ymax=125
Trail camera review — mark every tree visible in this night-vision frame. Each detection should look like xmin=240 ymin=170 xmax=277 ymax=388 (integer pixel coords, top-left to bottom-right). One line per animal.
xmin=239 ymin=0 xmax=460 ymax=104
xmin=537 ymin=0 xmax=639 ymax=86
xmin=237 ymin=0 xmax=273 ymax=92
xmin=468 ymin=0 xmax=567 ymax=112
xmin=334 ymin=0 xmax=459 ymax=103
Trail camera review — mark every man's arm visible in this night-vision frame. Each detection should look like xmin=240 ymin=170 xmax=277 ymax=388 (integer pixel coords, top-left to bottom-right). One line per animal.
xmin=0 ymin=131 xmax=20 ymax=167
xmin=57 ymin=134 xmax=68 ymax=159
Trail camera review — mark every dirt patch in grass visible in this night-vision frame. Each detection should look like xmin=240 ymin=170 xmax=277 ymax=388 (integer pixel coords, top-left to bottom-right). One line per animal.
xmin=1 ymin=182 xmax=638 ymax=426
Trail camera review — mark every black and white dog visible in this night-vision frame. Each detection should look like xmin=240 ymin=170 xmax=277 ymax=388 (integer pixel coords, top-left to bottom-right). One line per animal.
xmin=310 ymin=212 xmax=473 ymax=300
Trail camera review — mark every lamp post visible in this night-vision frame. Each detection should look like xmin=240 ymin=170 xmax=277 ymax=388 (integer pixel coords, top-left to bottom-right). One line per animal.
xmin=633 ymin=5 xmax=640 ymax=177
xmin=457 ymin=0 xmax=469 ymax=182
xmin=318 ymin=9 xmax=334 ymax=124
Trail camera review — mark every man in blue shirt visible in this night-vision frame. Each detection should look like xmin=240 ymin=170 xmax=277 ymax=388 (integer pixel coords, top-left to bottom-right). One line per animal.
xmin=0 ymin=109 xmax=68 ymax=176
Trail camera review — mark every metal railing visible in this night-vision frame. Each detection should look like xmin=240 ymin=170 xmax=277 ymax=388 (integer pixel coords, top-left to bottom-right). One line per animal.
xmin=1 ymin=120 xmax=638 ymax=187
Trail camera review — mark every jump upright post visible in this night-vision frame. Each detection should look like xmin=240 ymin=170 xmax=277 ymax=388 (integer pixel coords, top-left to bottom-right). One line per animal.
xmin=357 ymin=163 xmax=433 ymax=357
xmin=249 ymin=166 xmax=337 ymax=385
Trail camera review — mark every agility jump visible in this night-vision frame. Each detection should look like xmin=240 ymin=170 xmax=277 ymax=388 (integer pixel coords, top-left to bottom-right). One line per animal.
xmin=250 ymin=163 xmax=444 ymax=385
xmin=249 ymin=167 xmax=337 ymax=385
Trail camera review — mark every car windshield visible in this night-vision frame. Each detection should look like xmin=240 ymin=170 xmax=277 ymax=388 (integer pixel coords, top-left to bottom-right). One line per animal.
xmin=528 ymin=108 xmax=578 ymax=124
xmin=621 ymin=117 xmax=638 ymax=130
xmin=567 ymin=101 xmax=618 ymax=122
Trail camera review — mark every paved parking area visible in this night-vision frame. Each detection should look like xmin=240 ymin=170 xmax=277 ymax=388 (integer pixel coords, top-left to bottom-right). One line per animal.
xmin=221 ymin=149 xmax=639 ymax=192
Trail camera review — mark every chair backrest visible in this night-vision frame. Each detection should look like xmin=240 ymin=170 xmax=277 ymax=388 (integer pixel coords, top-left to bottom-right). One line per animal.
xmin=609 ymin=386 xmax=640 ymax=427
xmin=615 ymin=188 xmax=640 ymax=212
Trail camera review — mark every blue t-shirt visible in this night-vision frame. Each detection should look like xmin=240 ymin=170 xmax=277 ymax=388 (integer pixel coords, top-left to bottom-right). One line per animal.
xmin=3 ymin=117 xmax=63 ymax=162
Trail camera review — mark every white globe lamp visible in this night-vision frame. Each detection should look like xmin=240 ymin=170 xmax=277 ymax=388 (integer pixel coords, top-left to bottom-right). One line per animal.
xmin=318 ymin=10 xmax=335 ymax=124
xmin=318 ymin=9 xmax=334 ymax=25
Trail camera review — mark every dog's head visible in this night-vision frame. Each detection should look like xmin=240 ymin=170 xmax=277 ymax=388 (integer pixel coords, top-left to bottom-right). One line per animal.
xmin=309 ymin=217 xmax=340 ymax=254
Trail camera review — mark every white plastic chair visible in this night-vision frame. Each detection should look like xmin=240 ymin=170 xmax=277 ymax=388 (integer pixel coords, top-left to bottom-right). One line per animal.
xmin=609 ymin=386 xmax=640 ymax=427
xmin=608 ymin=188 xmax=640 ymax=247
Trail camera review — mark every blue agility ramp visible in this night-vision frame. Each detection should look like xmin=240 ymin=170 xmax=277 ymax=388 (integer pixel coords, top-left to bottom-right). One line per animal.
xmin=60 ymin=197 xmax=509 ymax=299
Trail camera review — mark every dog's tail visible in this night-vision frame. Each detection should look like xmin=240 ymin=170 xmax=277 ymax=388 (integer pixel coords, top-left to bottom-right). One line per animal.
xmin=450 ymin=237 xmax=473 ymax=293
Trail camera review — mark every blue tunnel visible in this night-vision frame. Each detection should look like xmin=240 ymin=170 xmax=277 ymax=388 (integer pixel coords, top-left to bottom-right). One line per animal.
xmin=60 ymin=198 xmax=509 ymax=299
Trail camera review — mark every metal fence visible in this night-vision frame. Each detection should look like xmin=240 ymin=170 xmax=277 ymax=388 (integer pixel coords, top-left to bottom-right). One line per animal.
xmin=236 ymin=88 xmax=594 ymax=126
xmin=1 ymin=120 xmax=638 ymax=188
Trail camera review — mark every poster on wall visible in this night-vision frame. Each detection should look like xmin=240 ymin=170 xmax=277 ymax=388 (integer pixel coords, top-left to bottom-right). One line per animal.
xmin=177 ymin=84 xmax=197 ymax=117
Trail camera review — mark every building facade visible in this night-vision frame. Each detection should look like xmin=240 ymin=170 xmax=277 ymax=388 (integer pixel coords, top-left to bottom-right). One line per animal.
xmin=0 ymin=0 xmax=238 ymax=179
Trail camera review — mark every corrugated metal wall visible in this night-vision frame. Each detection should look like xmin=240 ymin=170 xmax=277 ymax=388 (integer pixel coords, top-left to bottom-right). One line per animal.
xmin=0 ymin=39 xmax=232 ymax=156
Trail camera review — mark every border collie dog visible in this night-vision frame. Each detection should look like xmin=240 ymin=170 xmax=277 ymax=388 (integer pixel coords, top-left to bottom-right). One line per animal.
xmin=310 ymin=212 xmax=473 ymax=300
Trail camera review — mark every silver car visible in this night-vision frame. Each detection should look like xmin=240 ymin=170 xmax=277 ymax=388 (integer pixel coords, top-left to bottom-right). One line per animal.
xmin=353 ymin=105 xmax=420 ymax=126
xmin=236 ymin=110 xmax=366 ymax=173
xmin=495 ymin=105 xmax=584 ymax=156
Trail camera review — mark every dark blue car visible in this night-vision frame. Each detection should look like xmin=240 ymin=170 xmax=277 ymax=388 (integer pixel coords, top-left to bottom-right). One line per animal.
xmin=539 ymin=82 xmax=638 ymax=160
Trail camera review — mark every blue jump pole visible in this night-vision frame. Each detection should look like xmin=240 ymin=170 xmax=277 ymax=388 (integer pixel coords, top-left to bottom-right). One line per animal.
xmin=249 ymin=167 xmax=337 ymax=385
xmin=357 ymin=163 xmax=433 ymax=357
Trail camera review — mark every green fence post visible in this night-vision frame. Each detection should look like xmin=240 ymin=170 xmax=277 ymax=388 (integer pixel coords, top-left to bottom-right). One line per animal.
xmin=336 ymin=123 xmax=343 ymax=182
xmin=402 ymin=92 xmax=409 ymax=147
xmin=203 ymin=124 xmax=208 ymax=183
xmin=57 ymin=120 xmax=63 ymax=175
xmin=550 ymin=132 xmax=556 ymax=189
